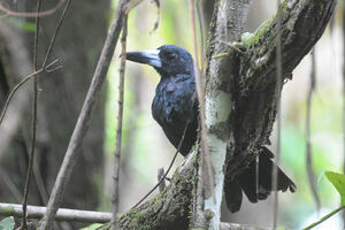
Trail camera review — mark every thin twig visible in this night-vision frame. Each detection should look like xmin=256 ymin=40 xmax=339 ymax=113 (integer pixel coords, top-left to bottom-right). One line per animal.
xmin=111 ymin=15 xmax=128 ymax=230
xmin=0 ymin=69 xmax=43 ymax=126
xmin=0 ymin=58 xmax=59 ymax=128
xmin=21 ymin=1 xmax=42 ymax=229
xmin=189 ymin=0 xmax=215 ymax=203
xmin=131 ymin=123 xmax=189 ymax=209
xmin=302 ymin=205 xmax=345 ymax=230
xmin=33 ymin=152 xmax=49 ymax=204
xmin=0 ymin=0 xmax=65 ymax=17
xmin=0 ymin=22 xmax=33 ymax=159
xmin=272 ymin=0 xmax=282 ymax=228
xmin=306 ymin=48 xmax=321 ymax=214
xmin=196 ymin=0 xmax=206 ymax=73
xmin=42 ymin=0 xmax=71 ymax=67
xmin=40 ymin=1 xmax=130 ymax=229
xmin=0 ymin=203 xmax=112 ymax=223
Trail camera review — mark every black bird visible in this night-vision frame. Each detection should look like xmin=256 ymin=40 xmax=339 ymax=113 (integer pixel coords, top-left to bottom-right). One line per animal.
xmin=126 ymin=45 xmax=296 ymax=212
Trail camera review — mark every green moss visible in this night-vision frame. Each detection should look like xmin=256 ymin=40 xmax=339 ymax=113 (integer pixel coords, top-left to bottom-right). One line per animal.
xmin=205 ymin=209 xmax=214 ymax=220
xmin=0 ymin=206 xmax=14 ymax=216
xmin=243 ymin=16 xmax=275 ymax=48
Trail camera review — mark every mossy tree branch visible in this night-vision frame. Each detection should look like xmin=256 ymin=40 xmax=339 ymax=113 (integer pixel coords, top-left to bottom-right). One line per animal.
xmin=227 ymin=0 xmax=336 ymax=179
xmin=114 ymin=0 xmax=336 ymax=229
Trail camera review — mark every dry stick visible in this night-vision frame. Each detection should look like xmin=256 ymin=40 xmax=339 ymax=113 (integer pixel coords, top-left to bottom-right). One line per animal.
xmin=33 ymin=153 xmax=49 ymax=204
xmin=189 ymin=0 xmax=215 ymax=203
xmin=131 ymin=123 xmax=189 ymax=209
xmin=0 ymin=0 xmax=65 ymax=17
xmin=272 ymin=0 xmax=282 ymax=228
xmin=0 ymin=59 xmax=59 ymax=127
xmin=306 ymin=49 xmax=321 ymax=214
xmin=0 ymin=69 xmax=42 ymax=126
xmin=302 ymin=205 xmax=345 ymax=230
xmin=40 ymin=0 xmax=129 ymax=229
xmin=20 ymin=1 xmax=42 ymax=229
xmin=0 ymin=203 xmax=112 ymax=223
xmin=41 ymin=0 xmax=71 ymax=68
xmin=111 ymin=15 xmax=128 ymax=230
xmin=196 ymin=0 xmax=206 ymax=73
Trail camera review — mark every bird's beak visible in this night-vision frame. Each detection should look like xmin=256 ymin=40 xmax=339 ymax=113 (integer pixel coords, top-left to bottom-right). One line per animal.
xmin=125 ymin=50 xmax=162 ymax=68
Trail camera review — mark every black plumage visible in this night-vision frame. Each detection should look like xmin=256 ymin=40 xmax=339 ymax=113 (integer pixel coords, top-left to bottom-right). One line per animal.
xmin=126 ymin=44 xmax=296 ymax=212
xmin=127 ymin=45 xmax=198 ymax=155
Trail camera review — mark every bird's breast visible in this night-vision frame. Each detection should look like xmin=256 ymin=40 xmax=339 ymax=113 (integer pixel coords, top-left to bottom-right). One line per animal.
xmin=152 ymin=77 xmax=196 ymax=128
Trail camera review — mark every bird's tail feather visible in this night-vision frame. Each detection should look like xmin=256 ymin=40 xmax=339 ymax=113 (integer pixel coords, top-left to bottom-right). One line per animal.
xmin=224 ymin=147 xmax=296 ymax=213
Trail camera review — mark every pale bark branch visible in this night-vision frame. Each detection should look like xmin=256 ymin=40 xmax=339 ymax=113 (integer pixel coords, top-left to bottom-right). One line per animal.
xmin=0 ymin=203 xmax=111 ymax=223
xmin=226 ymin=0 xmax=336 ymax=180
xmin=202 ymin=0 xmax=253 ymax=229
xmin=111 ymin=14 xmax=128 ymax=230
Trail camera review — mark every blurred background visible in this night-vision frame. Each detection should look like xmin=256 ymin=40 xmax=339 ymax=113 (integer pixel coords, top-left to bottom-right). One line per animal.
xmin=0 ymin=0 xmax=343 ymax=229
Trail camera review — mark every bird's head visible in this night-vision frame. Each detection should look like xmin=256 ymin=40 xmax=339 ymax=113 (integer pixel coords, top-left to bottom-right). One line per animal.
xmin=126 ymin=45 xmax=194 ymax=77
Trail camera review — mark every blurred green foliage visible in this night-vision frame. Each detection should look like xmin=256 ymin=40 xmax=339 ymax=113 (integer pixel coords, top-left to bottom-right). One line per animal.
xmin=0 ymin=217 xmax=14 ymax=230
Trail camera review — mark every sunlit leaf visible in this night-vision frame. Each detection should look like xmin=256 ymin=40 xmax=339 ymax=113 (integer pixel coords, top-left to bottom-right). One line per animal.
xmin=0 ymin=217 xmax=15 ymax=230
xmin=325 ymin=171 xmax=345 ymax=205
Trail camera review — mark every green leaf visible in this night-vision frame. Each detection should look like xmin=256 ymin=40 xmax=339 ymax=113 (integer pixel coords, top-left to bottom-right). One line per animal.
xmin=80 ymin=223 xmax=103 ymax=230
xmin=325 ymin=171 xmax=345 ymax=205
xmin=0 ymin=217 xmax=15 ymax=230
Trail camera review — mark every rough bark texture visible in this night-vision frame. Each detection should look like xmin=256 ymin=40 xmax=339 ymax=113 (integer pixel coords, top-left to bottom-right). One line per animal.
xmin=0 ymin=0 xmax=110 ymax=215
xmin=118 ymin=153 xmax=197 ymax=230
xmin=200 ymin=0 xmax=253 ymax=229
xmin=103 ymin=0 xmax=336 ymax=229
xmin=228 ymin=0 xmax=337 ymax=179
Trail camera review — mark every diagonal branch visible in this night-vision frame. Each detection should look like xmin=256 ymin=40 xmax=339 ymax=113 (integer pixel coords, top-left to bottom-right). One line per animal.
xmin=40 ymin=0 xmax=130 ymax=229
xmin=239 ymin=0 xmax=336 ymax=92
xmin=228 ymin=0 xmax=337 ymax=177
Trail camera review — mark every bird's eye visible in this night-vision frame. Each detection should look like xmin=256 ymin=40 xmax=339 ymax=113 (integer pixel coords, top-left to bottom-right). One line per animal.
xmin=166 ymin=52 xmax=177 ymax=60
